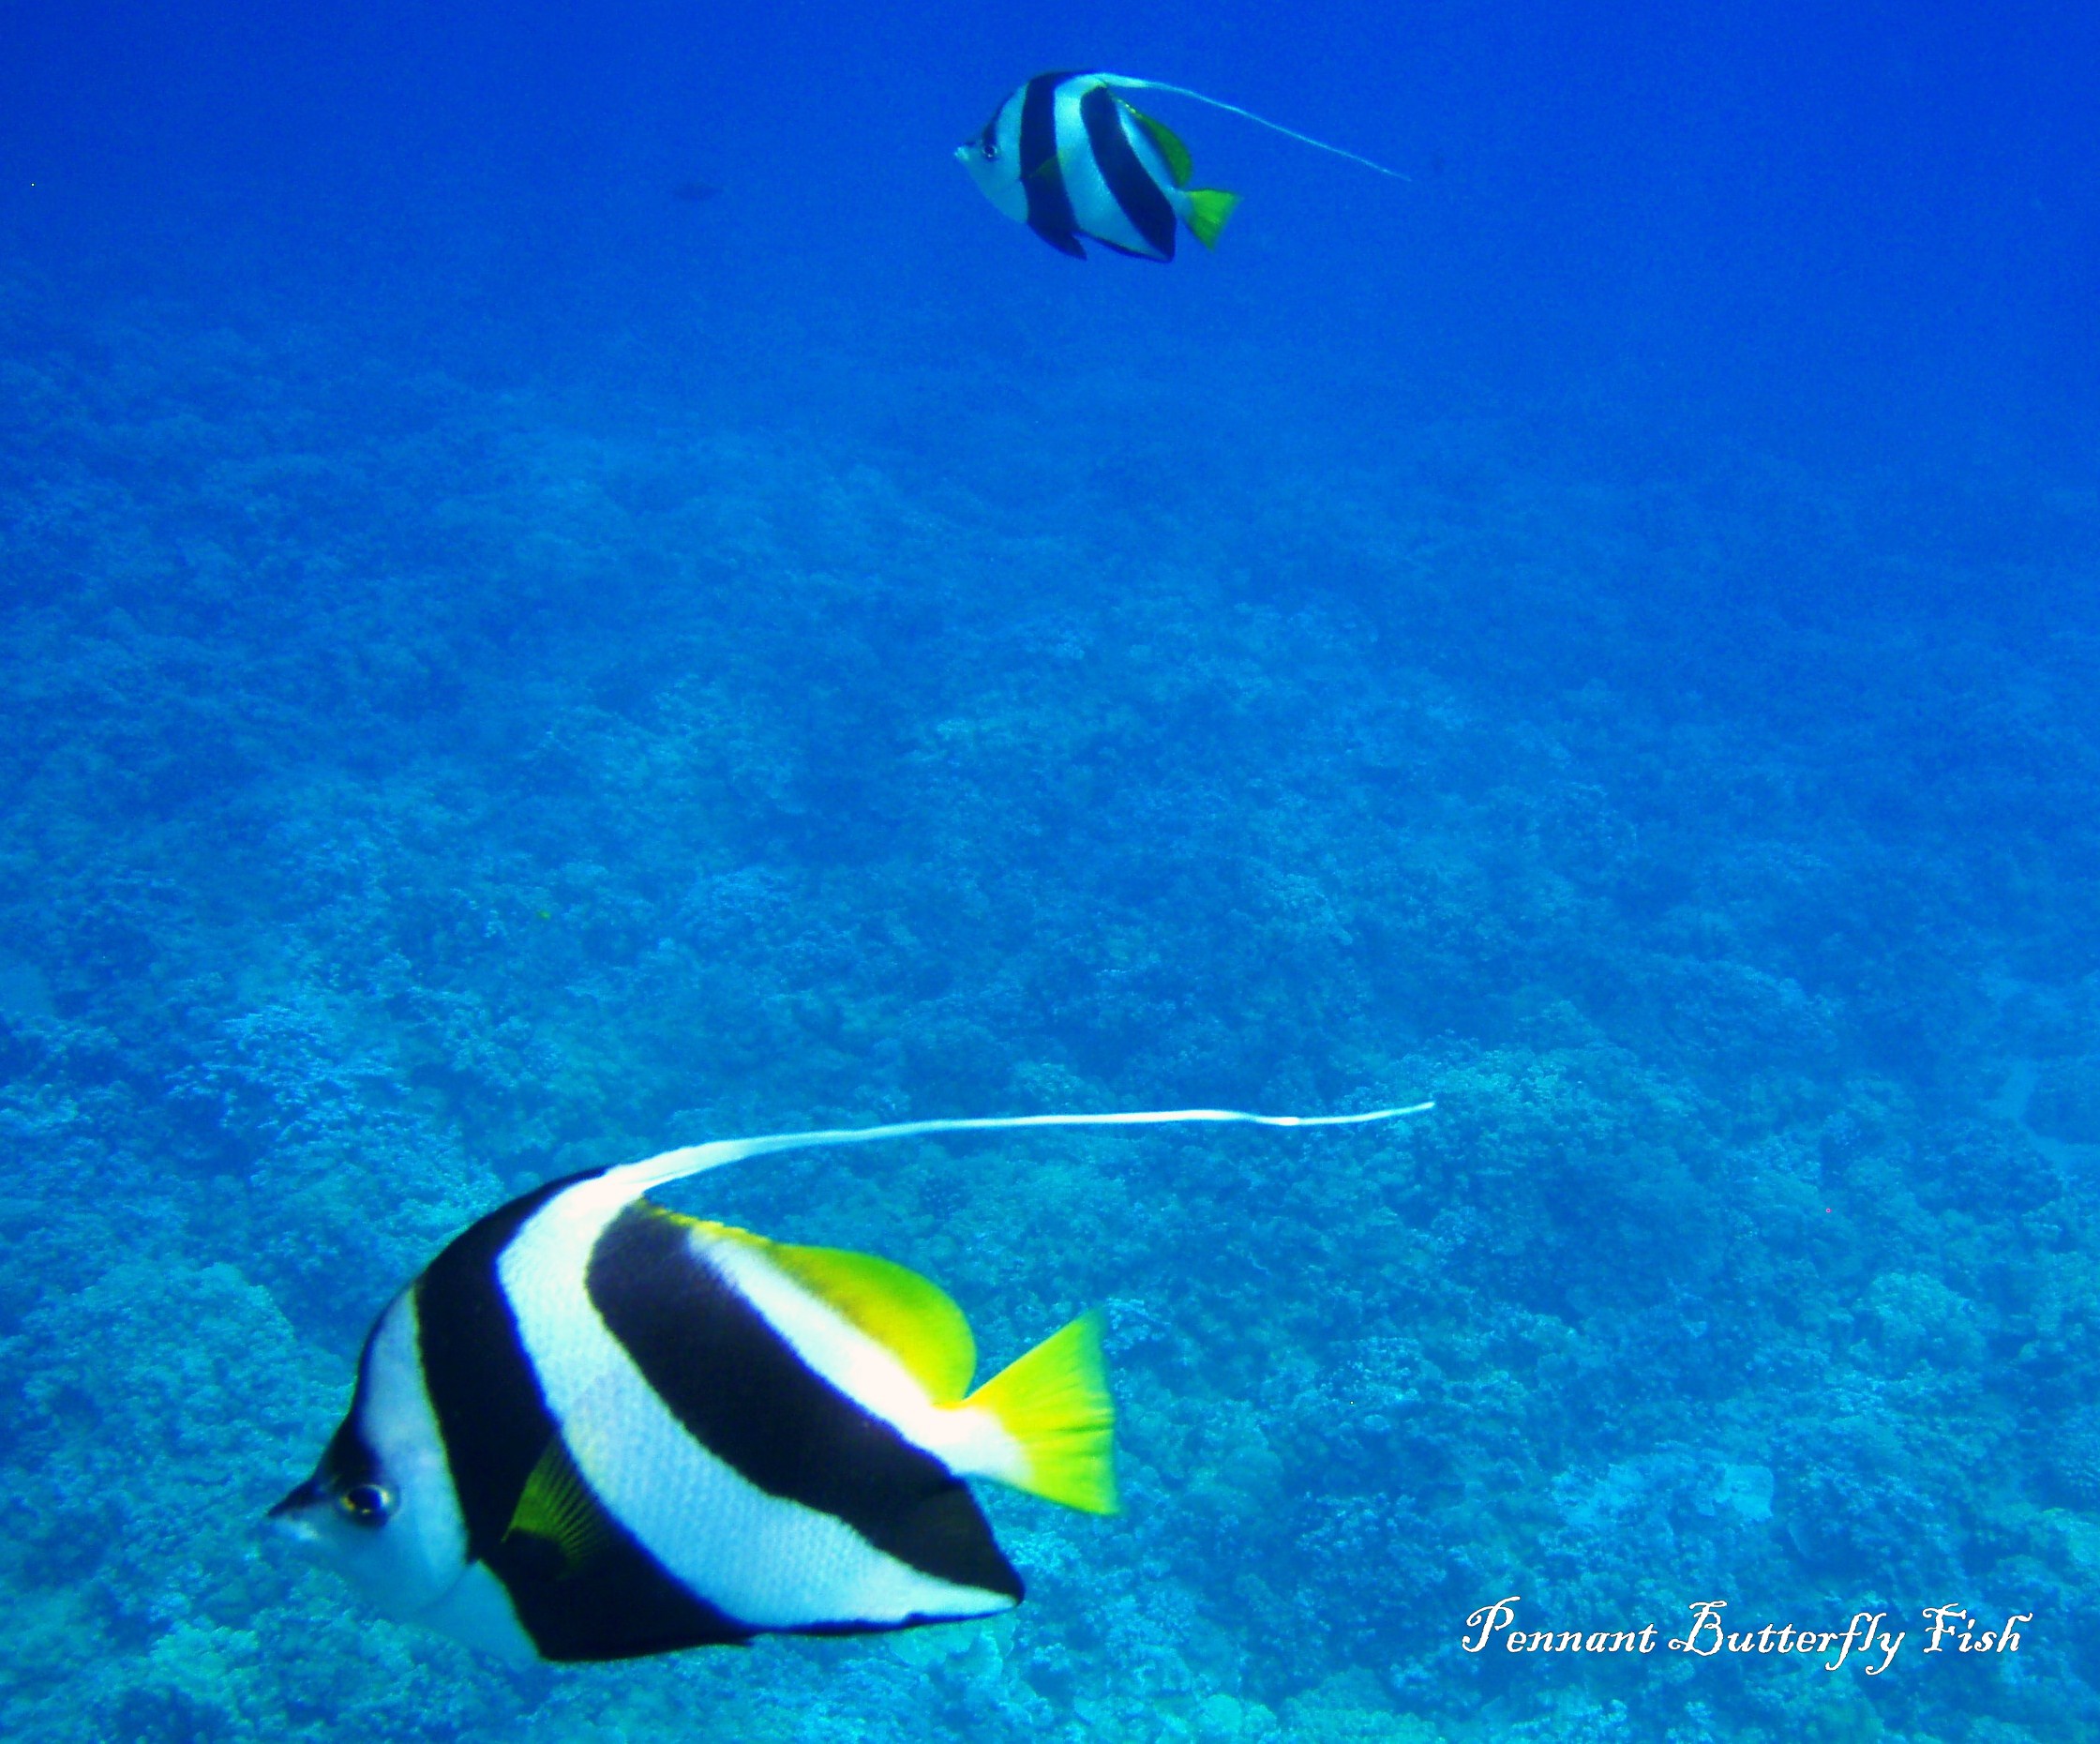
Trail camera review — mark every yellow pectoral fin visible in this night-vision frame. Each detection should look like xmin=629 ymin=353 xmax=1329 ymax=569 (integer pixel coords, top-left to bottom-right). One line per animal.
xmin=965 ymin=1312 xmax=1118 ymax=1514
xmin=504 ymin=1435 xmax=616 ymax=1579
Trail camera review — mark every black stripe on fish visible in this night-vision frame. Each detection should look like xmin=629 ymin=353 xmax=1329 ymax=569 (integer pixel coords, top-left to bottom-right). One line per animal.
xmin=587 ymin=1202 xmax=1025 ymax=1610
xmin=1080 ymin=83 xmax=1176 ymax=262
xmin=415 ymin=1174 xmax=752 ymax=1661
xmin=270 ymin=1302 xmax=396 ymax=1518
xmin=1021 ymin=71 xmax=1086 ymax=258
xmin=331 ymin=1307 xmax=395 ymax=1484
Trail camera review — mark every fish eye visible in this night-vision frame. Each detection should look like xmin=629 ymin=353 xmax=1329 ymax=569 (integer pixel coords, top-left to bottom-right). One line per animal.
xmin=337 ymin=1481 xmax=396 ymax=1526
xmin=981 ymin=139 xmax=998 ymax=160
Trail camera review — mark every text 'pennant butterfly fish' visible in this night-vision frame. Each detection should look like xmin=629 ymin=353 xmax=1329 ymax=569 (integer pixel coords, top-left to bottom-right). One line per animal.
xmin=957 ymin=71 xmax=1405 ymax=262
xmin=271 ymin=1103 xmax=1431 ymax=1662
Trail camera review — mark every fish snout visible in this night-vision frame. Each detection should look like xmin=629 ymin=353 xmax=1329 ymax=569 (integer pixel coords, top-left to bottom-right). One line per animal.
xmin=266 ymin=1477 xmax=331 ymax=1548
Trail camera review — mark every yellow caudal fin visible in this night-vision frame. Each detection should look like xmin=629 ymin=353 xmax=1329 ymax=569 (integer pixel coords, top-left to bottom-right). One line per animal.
xmin=1184 ymin=188 xmax=1240 ymax=248
xmin=965 ymin=1312 xmax=1118 ymax=1514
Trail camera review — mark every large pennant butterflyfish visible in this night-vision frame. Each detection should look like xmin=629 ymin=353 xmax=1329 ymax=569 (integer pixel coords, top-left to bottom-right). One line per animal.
xmin=270 ymin=1104 xmax=1430 ymax=1663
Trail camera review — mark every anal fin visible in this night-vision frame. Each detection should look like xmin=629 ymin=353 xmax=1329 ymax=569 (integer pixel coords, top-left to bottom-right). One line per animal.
xmin=1028 ymin=219 xmax=1088 ymax=259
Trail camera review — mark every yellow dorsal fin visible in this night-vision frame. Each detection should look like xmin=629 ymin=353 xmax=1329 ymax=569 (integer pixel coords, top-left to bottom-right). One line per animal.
xmin=692 ymin=1218 xmax=978 ymax=1404
xmin=1119 ymin=99 xmax=1193 ymax=188
xmin=965 ymin=1312 xmax=1118 ymax=1514
xmin=504 ymin=1434 xmax=615 ymax=1578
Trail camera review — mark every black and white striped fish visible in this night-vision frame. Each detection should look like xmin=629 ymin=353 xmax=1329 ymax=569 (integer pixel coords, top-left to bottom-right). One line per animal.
xmin=957 ymin=71 xmax=1406 ymax=263
xmin=269 ymin=1104 xmax=1428 ymax=1663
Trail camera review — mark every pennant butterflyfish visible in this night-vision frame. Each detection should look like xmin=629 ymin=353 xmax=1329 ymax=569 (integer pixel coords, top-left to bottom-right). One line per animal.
xmin=270 ymin=1103 xmax=1430 ymax=1663
xmin=956 ymin=70 xmax=1405 ymax=262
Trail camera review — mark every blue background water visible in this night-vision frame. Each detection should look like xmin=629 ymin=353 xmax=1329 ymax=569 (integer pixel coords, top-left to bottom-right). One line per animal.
xmin=2 ymin=4 xmax=2097 ymax=1740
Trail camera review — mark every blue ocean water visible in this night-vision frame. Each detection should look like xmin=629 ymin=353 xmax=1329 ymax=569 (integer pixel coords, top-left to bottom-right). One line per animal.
xmin=2 ymin=1 xmax=2097 ymax=1738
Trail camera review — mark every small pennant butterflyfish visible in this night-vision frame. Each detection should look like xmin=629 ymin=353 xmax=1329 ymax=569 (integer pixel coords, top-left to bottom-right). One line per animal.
xmin=956 ymin=70 xmax=1405 ymax=262
xmin=269 ymin=1103 xmax=1430 ymax=1663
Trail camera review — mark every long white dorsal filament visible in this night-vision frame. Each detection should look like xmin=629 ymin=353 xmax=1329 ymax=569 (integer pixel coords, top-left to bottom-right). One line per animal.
xmin=610 ymin=1103 xmax=1434 ymax=1196
xmin=1100 ymin=76 xmax=1410 ymax=181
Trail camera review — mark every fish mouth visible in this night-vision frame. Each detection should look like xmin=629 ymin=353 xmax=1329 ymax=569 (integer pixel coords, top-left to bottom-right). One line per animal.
xmin=266 ymin=1476 xmax=329 ymax=1549
xmin=269 ymin=1512 xmax=323 ymax=1550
